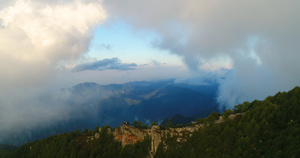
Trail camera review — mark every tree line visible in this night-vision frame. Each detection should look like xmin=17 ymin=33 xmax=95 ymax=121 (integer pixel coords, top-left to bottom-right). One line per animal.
xmin=154 ymin=87 xmax=300 ymax=158
xmin=1 ymin=87 xmax=299 ymax=158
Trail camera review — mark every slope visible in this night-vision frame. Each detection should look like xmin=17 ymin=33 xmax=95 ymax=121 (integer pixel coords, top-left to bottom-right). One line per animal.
xmin=2 ymin=86 xmax=299 ymax=158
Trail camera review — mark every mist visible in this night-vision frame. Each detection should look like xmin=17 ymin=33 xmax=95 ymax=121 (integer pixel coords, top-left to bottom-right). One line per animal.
xmin=0 ymin=0 xmax=106 ymax=143
xmin=1 ymin=0 xmax=300 ymax=145
xmin=103 ymin=0 xmax=300 ymax=109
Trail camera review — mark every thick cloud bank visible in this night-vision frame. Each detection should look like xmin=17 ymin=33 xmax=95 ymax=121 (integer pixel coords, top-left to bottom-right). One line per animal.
xmin=0 ymin=0 xmax=106 ymax=88
xmin=104 ymin=0 xmax=300 ymax=109
xmin=0 ymin=0 xmax=106 ymax=141
xmin=1 ymin=0 xmax=300 ymax=144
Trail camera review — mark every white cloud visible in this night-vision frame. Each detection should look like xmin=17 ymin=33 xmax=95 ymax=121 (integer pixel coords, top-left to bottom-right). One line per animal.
xmin=0 ymin=0 xmax=107 ymax=141
xmin=103 ymin=0 xmax=300 ymax=108
xmin=0 ymin=0 xmax=106 ymax=88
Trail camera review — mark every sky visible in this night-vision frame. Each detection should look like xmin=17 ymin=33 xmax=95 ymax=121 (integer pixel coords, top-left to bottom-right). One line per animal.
xmin=0 ymin=0 xmax=300 ymax=140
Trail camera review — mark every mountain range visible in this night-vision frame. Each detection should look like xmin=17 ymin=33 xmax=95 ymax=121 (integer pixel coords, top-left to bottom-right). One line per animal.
xmin=2 ymin=86 xmax=299 ymax=158
xmin=2 ymin=79 xmax=219 ymax=146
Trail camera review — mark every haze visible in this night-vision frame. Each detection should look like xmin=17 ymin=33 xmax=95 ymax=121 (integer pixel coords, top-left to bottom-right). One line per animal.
xmin=0 ymin=0 xmax=299 ymax=143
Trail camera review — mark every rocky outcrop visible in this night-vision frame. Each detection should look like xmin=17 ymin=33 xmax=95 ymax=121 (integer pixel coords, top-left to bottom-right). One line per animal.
xmin=93 ymin=113 xmax=242 ymax=157
xmin=109 ymin=124 xmax=201 ymax=157
xmin=215 ymin=113 xmax=243 ymax=124
xmin=113 ymin=124 xmax=148 ymax=146
xmin=150 ymin=125 xmax=162 ymax=155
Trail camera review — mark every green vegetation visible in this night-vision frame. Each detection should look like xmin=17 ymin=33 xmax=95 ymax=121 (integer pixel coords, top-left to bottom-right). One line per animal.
xmin=1 ymin=86 xmax=299 ymax=158
xmin=161 ymin=114 xmax=197 ymax=126
xmin=155 ymin=86 xmax=300 ymax=158
xmin=132 ymin=120 xmax=149 ymax=129
xmin=166 ymin=121 xmax=173 ymax=128
xmin=0 ymin=144 xmax=17 ymax=158
xmin=151 ymin=121 xmax=158 ymax=127
xmin=196 ymin=118 xmax=204 ymax=124
xmin=1 ymin=125 xmax=151 ymax=158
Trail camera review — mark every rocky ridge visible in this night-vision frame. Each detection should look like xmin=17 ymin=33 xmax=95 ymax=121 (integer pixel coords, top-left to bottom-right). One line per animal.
xmin=92 ymin=113 xmax=242 ymax=157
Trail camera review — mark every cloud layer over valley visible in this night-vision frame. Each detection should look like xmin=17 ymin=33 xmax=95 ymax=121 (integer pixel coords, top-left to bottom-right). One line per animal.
xmin=0 ymin=0 xmax=106 ymax=142
xmin=103 ymin=0 xmax=300 ymax=108
xmin=0 ymin=0 xmax=299 ymax=145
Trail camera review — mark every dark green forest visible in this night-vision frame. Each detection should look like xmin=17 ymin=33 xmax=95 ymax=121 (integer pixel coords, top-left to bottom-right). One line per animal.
xmin=0 ymin=125 xmax=151 ymax=158
xmin=1 ymin=87 xmax=299 ymax=158
xmin=154 ymin=87 xmax=300 ymax=158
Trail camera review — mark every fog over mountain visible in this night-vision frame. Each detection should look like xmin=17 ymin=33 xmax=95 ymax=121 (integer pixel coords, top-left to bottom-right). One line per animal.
xmin=103 ymin=0 xmax=300 ymax=108
xmin=1 ymin=79 xmax=219 ymax=146
xmin=0 ymin=0 xmax=299 ymax=146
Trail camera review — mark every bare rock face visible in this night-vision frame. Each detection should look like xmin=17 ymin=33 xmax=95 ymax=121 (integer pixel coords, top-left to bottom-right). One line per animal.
xmin=215 ymin=116 xmax=224 ymax=124
xmin=150 ymin=125 xmax=162 ymax=155
xmin=95 ymin=133 xmax=99 ymax=139
xmin=113 ymin=124 xmax=148 ymax=146
xmin=93 ymin=113 xmax=242 ymax=157
xmin=94 ymin=124 xmax=201 ymax=157
xmin=93 ymin=124 xmax=200 ymax=157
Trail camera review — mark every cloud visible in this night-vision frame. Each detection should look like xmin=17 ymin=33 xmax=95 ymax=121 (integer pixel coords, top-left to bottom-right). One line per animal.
xmin=72 ymin=57 xmax=137 ymax=71
xmin=103 ymin=0 xmax=300 ymax=109
xmin=1 ymin=0 xmax=300 ymax=144
xmin=0 ymin=0 xmax=106 ymax=88
xmin=149 ymin=60 xmax=166 ymax=66
xmin=0 ymin=0 xmax=106 ymax=142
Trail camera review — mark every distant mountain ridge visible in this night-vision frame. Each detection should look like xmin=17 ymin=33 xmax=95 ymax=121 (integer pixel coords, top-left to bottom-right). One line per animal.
xmin=3 ymin=86 xmax=299 ymax=158
xmin=67 ymin=79 xmax=219 ymax=126
xmin=1 ymin=79 xmax=219 ymax=146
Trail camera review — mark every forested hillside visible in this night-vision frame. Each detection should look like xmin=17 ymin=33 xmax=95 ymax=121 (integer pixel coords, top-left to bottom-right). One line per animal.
xmin=1 ymin=87 xmax=299 ymax=158
xmin=154 ymin=87 xmax=300 ymax=158
xmin=1 ymin=80 xmax=218 ymax=146
xmin=1 ymin=125 xmax=151 ymax=158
